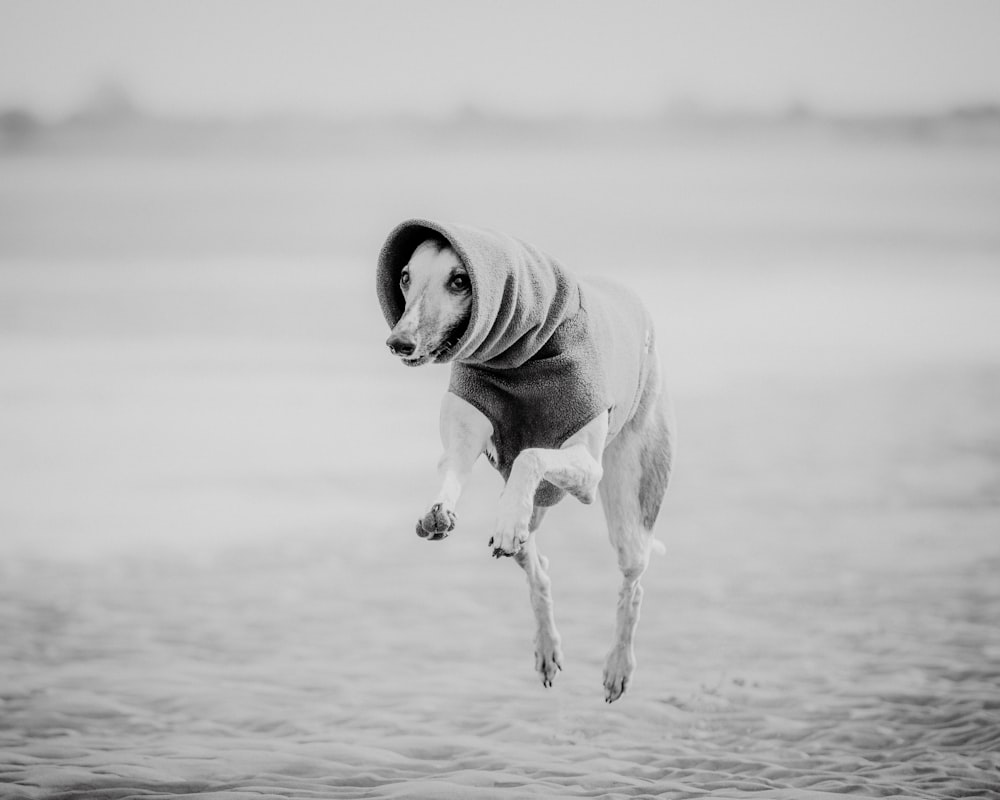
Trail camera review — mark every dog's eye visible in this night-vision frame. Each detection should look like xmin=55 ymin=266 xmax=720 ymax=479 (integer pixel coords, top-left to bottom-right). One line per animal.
xmin=399 ymin=271 xmax=410 ymax=290
xmin=448 ymin=274 xmax=470 ymax=292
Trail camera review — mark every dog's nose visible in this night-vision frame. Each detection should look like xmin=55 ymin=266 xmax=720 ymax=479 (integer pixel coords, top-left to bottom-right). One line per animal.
xmin=386 ymin=332 xmax=416 ymax=357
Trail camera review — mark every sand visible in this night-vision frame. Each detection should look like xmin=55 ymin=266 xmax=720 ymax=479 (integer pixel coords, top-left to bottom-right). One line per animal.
xmin=1 ymin=138 xmax=999 ymax=798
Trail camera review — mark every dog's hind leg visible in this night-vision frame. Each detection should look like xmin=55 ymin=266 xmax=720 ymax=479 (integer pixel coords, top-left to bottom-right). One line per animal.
xmin=598 ymin=393 xmax=673 ymax=703
xmin=513 ymin=505 xmax=563 ymax=687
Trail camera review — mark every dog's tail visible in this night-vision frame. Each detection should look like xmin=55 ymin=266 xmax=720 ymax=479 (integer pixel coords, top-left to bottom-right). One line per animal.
xmin=649 ymin=537 xmax=667 ymax=557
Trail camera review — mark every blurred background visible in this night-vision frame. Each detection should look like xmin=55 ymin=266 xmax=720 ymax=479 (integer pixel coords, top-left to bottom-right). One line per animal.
xmin=2 ymin=0 xmax=998 ymax=560
xmin=1 ymin=2 xmax=1000 ymax=796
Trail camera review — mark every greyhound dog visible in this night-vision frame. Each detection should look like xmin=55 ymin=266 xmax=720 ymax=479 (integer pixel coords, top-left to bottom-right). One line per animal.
xmin=377 ymin=220 xmax=675 ymax=702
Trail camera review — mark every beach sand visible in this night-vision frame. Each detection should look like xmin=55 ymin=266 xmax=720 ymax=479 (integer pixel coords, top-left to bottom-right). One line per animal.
xmin=1 ymin=138 xmax=999 ymax=798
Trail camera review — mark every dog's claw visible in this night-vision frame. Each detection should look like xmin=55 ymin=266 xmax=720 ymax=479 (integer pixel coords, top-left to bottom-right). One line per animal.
xmin=534 ymin=639 xmax=563 ymax=688
xmin=603 ymin=646 xmax=635 ymax=703
xmin=489 ymin=537 xmax=512 ymax=558
xmin=488 ymin=527 xmax=528 ymax=558
xmin=489 ymin=540 xmax=525 ymax=558
xmin=491 ymin=542 xmax=522 ymax=558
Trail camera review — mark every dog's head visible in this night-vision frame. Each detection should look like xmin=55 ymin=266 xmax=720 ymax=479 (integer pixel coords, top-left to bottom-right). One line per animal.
xmin=378 ymin=219 xmax=579 ymax=369
xmin=385 ymin=237 xmax=472 ymax=366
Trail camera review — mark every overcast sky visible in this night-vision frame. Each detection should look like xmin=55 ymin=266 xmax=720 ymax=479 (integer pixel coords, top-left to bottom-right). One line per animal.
xmin=2 ymin=0 xmax=1000 ymax=119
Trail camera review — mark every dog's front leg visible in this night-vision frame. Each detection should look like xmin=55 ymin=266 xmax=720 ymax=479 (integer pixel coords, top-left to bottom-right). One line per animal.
xmin=490 ymin=412 xmax=608 ymax=557
xmin=416 ymin=393 xmax=492 ymax=540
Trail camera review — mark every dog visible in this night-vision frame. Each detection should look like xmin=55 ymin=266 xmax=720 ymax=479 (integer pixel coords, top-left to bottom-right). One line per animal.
xmin=376 ymin=220 xmax=675 ymax=702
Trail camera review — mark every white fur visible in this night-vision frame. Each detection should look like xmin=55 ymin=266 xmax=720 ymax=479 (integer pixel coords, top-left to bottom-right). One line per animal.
xmin=387 ymin=242 xmax=471 ymax=367
xmin=400 ymin=242 xmax=671 ymax=703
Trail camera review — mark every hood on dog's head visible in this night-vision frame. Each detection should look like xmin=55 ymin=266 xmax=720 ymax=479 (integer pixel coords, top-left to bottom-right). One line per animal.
xmin=375 ymin=221 xmax=450 ymax=328
xmin=376 ymin=218 xmax=581 ymax=369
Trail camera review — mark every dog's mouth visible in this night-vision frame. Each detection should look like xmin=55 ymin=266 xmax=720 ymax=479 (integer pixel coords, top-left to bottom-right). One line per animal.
xmin=403 ymin=315 xmax=467 ymax=366
xmin=430 ymin=330 xmax=463 ymax=362
xmin=399 ymin=335 xmax=460 ymax=367
xmin=395 ymin=311 xmax=469 ymax=367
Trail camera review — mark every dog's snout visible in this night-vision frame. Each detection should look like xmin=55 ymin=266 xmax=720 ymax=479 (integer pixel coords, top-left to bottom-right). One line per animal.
xmin=386 ymin=332 xmax=416 ymax=357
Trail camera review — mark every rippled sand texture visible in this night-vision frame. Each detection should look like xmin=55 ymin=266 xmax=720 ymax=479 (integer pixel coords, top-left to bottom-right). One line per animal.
xmin=2 ymin=138 xmax=1000 ymax=798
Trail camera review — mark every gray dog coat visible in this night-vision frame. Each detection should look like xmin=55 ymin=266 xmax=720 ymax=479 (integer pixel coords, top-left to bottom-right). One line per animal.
xmin=377 ymin=219 xmax=656 ymax=506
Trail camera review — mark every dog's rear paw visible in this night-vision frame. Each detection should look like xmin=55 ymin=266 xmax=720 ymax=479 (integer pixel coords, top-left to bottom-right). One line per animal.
xmin=535 ymin=637 xmax=564 ymax=688
xmin=416 ymin=503 xmax=455 ymax=541
xmin=603 ymin=646 xmax=636 ymax=703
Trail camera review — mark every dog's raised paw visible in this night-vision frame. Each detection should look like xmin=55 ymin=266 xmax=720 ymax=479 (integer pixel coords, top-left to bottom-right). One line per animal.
xmin=416 ymin=503 xmax=455 ymax=541
xmin=488 ymin=531 xmax=527 ymax=558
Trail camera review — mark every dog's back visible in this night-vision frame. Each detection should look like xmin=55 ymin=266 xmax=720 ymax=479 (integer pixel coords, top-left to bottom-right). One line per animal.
xmin=577 ymin=276 xmax=657 ymax=443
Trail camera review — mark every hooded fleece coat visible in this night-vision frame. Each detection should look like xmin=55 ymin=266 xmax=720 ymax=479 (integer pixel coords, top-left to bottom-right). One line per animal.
xmin=377 ymin=219 xmax=656 ymax=507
